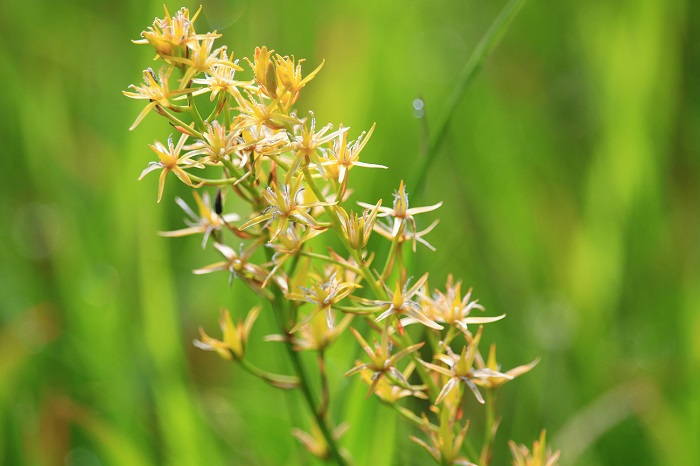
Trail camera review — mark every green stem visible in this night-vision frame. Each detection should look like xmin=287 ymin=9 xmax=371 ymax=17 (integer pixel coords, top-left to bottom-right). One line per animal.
xmin=267 ymin=153 xmax=292 ymax=172
xmin=480 ymin=389 xmax=496 ymax=465
xmin=238 ymin=357 xmax=299 ymax=389
xmin=187 ymin=93 xmax=206 ymax=130
xmin=187 ymin=173 xmax=242 ymax=186
xmin=408 ymin=0 xmax=528 ymax=198
xmin=318 ymin=350 xmax=330 ymax=418
xmin=298 ymin=250 xmax=363 ymax=275
xmin=395 ymin=331 xmax=440 ymax=399
xmin=286 ymin=329 xmax=347 ymax=465
xmin=380 ymin=222 xmax=404 ymax=280
xmin=264 ymin=248 xmax=348 ymax=466
xmin=301 ymin=167 xmax=385 ymax=299
xmin=155 ymin=106 xmax=204 ymax=139
xmin=392 ymin=404 xmax=435 ymax=431
xmin=205 ymin=93 xmax=226 ymax=123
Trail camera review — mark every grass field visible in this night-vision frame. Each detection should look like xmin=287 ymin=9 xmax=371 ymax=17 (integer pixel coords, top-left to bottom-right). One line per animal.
xmin=1 ymin=0 xmax=698 ymax=465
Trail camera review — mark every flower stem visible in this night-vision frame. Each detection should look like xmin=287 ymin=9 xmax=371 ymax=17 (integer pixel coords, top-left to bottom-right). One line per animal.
xmin=318 ymin=350 xmax=330 ymax=418
xmin=480 ymin=388 xmax=497 ymax=465
xmin=264 ymin=248 xmax=348 ymax=466
xmin=187 ymin=173 xmax=242 ymax=186
xmin=155 ymin=106 xmax=205 ymax=140
xmin=238 ymin=357 xmax=299 ymax=389
xmin=301 ymin=167 xmax=385 ymax=299
xmin=298 ymin=250 xmax=363 ymax=275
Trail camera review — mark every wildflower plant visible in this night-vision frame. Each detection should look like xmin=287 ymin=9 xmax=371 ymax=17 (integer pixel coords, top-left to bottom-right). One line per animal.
xmin=125 ymin=5 xmax=558 ymax=465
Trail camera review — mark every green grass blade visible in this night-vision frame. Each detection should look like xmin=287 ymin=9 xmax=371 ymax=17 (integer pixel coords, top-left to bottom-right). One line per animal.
xmin=409 ymin=0 xmax=528 ymax=198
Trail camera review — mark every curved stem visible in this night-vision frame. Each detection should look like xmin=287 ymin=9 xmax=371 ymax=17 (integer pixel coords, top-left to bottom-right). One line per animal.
xmin=155 ymin=106 xmax=204 ymax=139
xmin=187 ymin=173 xmax=242 ymax=186
xmin=238 ymin=357 xmax=299 ymax=389
xmin=298 ymin=250 xmax=363 ymax=276
xmin=187 ymin=93 xmax=206 ymax=130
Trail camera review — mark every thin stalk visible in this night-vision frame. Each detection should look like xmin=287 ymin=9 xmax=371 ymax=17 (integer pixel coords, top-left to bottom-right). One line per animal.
xmin=395 ymin=331 xmax=440 ymax=399
xmin=318 ymin=350 xmax=330 ymax=418
xmin=264 ymin=248 xmax=348 ymax=466
xmin=187 ymin=93 xmax=206 ymax=130
xmin=479 ymin=389 xmax=497 ymax=465
xmin=298 ymin=250 xmax=363 ymax=276
xmin=205 ymin=93 xmax=227 ymax=123
xmin=221 ymin=158 xmax=260 ymax=202
xmin=380 ymin=223 xmax=404 ymax=280
xmin=408 ymin=0 xmax=528 ymax=198
xmin=155 ymin=106 xmax=205 ymax=139
xmin=393 ymin=404 xmax=435 ymax=431
xmin=187 ymin=173 xmax=242 ymax=186
xmin=238 ymin=357 xmax=299 ymax=389
xmin=301 ymin=167 xmax=385 ymax=299
xmin=285 ymin=329 xmax=347 ymax=466
xmin=266 ymin=153 xmax=292 ymax=172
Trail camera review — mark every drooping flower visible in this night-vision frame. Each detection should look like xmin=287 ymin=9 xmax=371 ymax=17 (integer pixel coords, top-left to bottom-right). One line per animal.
xmin=193 ymin=241 xmax=272 ymax=295
xmin=159 ymin=191 xmax=240 ymax=247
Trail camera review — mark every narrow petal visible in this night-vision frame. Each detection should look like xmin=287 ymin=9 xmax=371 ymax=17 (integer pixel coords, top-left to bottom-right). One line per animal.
xmin=344 ymin=362 xmax=369 ymax=377
xmin=289 ymin=305 xmax=323 ymax=333
xmin=406 ymin=201 xmax=443 ymax=216
xmin=192 ymin=261 xmax=228 ymax=274
xmin=128 ymin=101 xmax=157 ymax=130
xmin=418 ymin=359 xmax=454 ymax=378
xmin=158 ymin=226 xmax=205 ymax=237
xmin=435 ymin=377 xmax=458 ymax=404
xmin=157 ymin=169 xmax=169 ymax=202
xmin=239 ymin=212 xmax=274 ymax=230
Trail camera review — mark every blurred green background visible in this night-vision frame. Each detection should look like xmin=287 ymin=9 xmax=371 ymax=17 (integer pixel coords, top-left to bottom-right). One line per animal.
xmin=1 ymin=0 xmax=698 ymax=465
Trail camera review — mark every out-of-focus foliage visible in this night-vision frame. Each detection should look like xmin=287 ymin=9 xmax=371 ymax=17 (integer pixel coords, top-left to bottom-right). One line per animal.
xmin=0 ymin=0 xmax=697 ymax=465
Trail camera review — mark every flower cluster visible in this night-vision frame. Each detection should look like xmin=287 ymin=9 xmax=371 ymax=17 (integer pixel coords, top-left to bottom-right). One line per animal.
xmin=125 ymin=7 xmax=558 ymax=466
